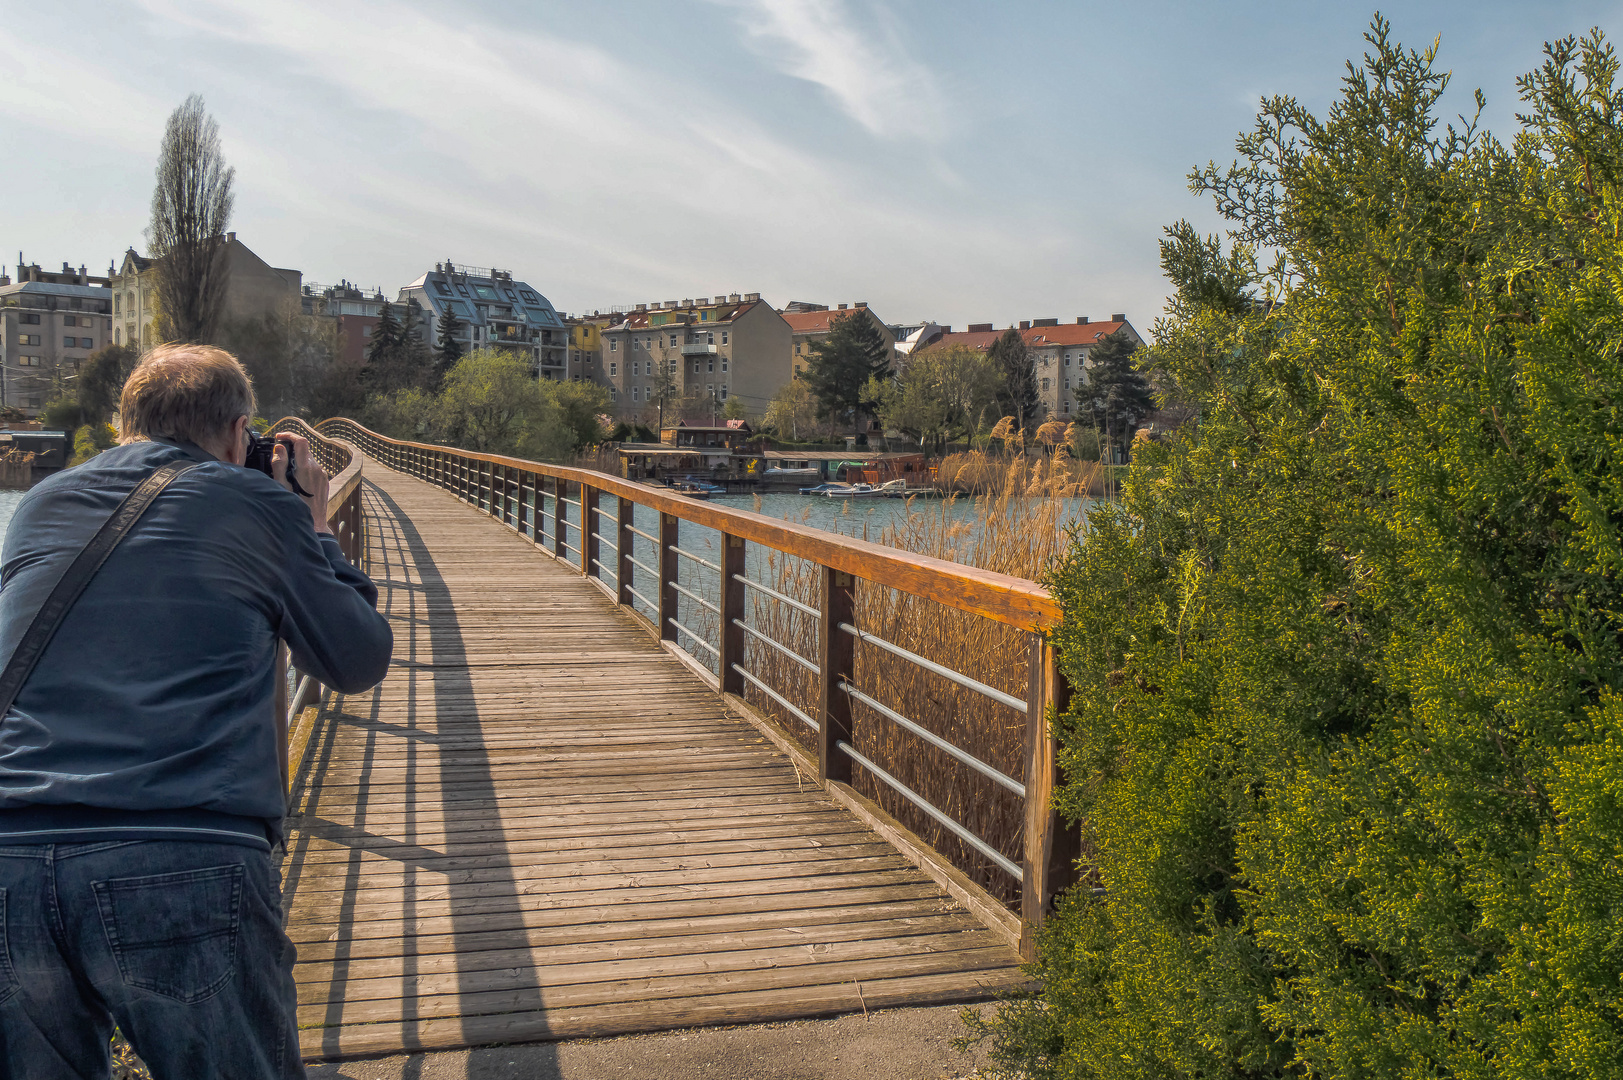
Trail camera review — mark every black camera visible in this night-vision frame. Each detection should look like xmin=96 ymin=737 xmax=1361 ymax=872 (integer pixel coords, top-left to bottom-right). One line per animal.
xmin=245 ymin=432 xmax=315 ymax=498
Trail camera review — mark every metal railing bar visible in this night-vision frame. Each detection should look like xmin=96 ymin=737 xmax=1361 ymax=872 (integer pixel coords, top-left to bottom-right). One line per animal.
xmin=596 ymin=535 xmax=619 ymax=552
xmin=627 ymin=555 xmax=658 ymax=580
xmin=668 ymin=545 xmax=722 ymax=574
xmin=734 ymin=574 xmax=820 ymax=619
xmin=732 ymin=663 xmax=818 ymax=732
xmin=626 ymin=524 xmax=660 ymax=546
xmin=836 ymin=740 xmax=1022 ymax=880
xmin=562 ymin=518 xmax=582 ymax=533
xmin=626 ymin=584 xmax=658 ymax=614
xmin=670 ymin=581 xmax=721 ymax=616
xmin=667 ymin=618 xmax=720 ymax=656
xmin=590 ymin=558 xmax=617 ymax=581
xmin=840 ymin=681 xmax=1025 ymax=797
xmin=732 ymin=618 xmax=819 ymax=674
xmin=561 ymin=540 xmax=581 ymax=556
xmin=837 ymin=622 xmax=1027 ymax=714
xmin=558 ymin=497 xmax=582 ymax=509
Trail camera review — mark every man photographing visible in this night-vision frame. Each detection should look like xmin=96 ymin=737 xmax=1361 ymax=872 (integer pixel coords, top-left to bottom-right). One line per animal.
xmin=0 ymin=344 xmax=392 ymax=1077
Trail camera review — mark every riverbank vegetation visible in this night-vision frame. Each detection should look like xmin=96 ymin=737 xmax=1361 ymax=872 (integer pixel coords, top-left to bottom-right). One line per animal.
xmin=968 ymin=20 xmax=1623 ymax=1080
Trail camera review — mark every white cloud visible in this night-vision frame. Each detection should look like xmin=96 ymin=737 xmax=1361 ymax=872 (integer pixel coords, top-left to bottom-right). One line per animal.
xmin=714 ymin=0 xmax=944 ymax=141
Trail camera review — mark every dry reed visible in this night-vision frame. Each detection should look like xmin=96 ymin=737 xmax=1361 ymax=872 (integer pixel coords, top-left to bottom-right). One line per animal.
xmin=737 ymin=458 xmax=1086 ymax=907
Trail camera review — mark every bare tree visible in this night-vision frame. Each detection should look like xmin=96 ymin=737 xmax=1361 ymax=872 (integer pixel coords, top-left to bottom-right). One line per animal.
xmin=148 ymin=94 xmax=234 ymax=344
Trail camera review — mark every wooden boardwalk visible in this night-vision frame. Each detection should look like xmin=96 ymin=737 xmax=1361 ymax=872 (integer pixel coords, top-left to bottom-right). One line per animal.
xmin=283 ymin=459 xmax=1027 ymax=1060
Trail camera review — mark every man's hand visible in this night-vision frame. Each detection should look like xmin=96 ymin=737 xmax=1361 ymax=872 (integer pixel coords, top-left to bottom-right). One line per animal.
xmin=272 ymin=434 xmax=332 ymax=535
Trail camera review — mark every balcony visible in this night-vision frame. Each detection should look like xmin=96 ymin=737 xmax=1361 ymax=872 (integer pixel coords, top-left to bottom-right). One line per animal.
xmin=681 ymin=343 xmax=718 ymax=355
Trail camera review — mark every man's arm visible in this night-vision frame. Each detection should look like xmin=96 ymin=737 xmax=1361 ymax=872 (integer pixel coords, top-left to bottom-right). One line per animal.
xmin=263 ymin=436 xmax=391 ymax=693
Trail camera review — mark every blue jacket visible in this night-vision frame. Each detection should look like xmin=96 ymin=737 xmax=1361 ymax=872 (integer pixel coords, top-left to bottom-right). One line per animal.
xmin=0 ymin=438 xmax=392 ymax=850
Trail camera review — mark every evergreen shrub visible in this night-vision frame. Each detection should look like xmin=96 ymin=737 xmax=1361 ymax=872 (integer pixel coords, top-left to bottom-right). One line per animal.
xmin=973 ymin=21 xmax=1623 ymax=1080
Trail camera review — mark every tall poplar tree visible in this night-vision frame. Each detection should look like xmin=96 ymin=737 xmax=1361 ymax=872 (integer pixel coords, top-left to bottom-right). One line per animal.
xmin=148 ymin=94 xmax=234 ymax=344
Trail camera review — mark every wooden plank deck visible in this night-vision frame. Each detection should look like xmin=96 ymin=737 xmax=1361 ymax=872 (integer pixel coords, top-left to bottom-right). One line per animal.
xmin=283 ymin=459 xmax=1027 ymax=1060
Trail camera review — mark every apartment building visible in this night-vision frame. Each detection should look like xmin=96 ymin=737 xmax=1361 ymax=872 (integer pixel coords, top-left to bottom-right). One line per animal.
xmin=398 ymin=262 xmax=567 ymax=376
xmin=565 ymin=316 xmax=606 ymax=381
xmin=301 ymin=281 xmax=431 ymax=364
xmin=593 ymin=293 xmax=791 ymax=421
xmin=927 ymin=314 xmax=1143 ymax=420
xmin=112 ymin=233 xmax=302 ymax=352
xmin=0 ymin=258 xmax=113 ymax=416
xmin=778 ymin=301 xmax=896 ymax=380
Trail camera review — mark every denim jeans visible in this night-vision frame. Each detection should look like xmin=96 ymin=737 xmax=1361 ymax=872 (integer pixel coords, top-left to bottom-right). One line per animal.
xmin=0 ymin=839 xmax=303 ymax=1079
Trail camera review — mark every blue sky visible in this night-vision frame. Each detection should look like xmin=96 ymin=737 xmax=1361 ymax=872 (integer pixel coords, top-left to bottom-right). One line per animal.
xmin=3 ymin=1 xmax=1619 ymax=335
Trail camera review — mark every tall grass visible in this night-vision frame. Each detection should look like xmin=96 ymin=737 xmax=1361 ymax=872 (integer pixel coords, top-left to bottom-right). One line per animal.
xmin=738 ymin=457 xmax=1084 ymax=907
xmin=938 ymin=449 xmax=1113 ymax=497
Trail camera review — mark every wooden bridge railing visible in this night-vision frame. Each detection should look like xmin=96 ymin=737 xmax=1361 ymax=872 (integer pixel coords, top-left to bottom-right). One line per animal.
xmin=316 ymin=417 xmax=1074 ymax=959
xmin=267 ymin=418 xmax=365 ymax=798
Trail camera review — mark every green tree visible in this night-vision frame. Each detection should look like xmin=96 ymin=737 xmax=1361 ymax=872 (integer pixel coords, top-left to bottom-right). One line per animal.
xmin=875 ymin=343 xmax=1000 ymax=452
xmin=548 ymin=378 xmax=614 ymax=451
xmin=973 ymin=21 xmax=1623 ymax=1080
xmin=362 ymin=302 xmax=401 ymax=380
xmin=763 ymin=378 xmax=820 ymax=440
xmin=802 ymin=311 xmax=890 ymax=432
xmin=435 ymin=304 xmax=465 ymax=383
xmin=1078 ymin=329 xmax=1154 ymax=461
xmin=435 ymin=350 xmax=570 ymax=460
xmin=988 ymin=328 xmax=1038 ymax=430
xmin=78 ymin=343 xmax=138 ymax=424
xmin=721 ymin=395 xmax=749 ymax=422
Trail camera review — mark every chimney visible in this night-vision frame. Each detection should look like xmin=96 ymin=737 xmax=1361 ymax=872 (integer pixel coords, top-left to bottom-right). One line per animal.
xmin=635 ymin=303 xmax=647 ymax=311
xmin=854 ymin=301 xmax=866 ymax=309
xmin=226 ymin=231 xmax=236 ymax=242
xmin=696 ymin=298 xmax=709 ymax=306
xmin=1019 ymin=320 xmax=1030 ymax=330
xmin=1077 ymin=316 xmax=1090 ymax=324
xmin=968 ymin=322 xmax=993 ymax=333
xmin=1033 ymin=318 xmax=1058 ymax=327
xmin=837 ymin=303 xmax=847 ymax=310
xmin=728 ymin=293 xmax=741 ymax=303
xmin=744 ymin=292 xmax=760 ymax=302
xmin=1110 ymin=313 xmax=1126 ymax=322
xmin=664 ymin=300 xmax=677 ymax=309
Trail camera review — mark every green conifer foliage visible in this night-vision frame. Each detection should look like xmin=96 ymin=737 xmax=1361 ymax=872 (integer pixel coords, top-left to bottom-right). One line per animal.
xmin=803 ymin=310 xmax=891 ymax=431
xmin=435 ymin=303 xmax=465 ymax=383
xmin=975 ymin=21 xmax=1623 ymax=1080
xmin=1078 ymin=330 xmax=1154 ymax=458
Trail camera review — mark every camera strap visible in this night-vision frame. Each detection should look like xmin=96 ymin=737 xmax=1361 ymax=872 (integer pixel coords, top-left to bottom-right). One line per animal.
xmin=0 ymin=459 xmax=201 ymax=722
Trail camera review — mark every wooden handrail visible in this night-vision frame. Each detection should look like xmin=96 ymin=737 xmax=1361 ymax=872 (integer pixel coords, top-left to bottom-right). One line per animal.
xmin=314 ymin=419 xmax=1060 ymax=631
xmin=266 ymin=418 xmax=367 ymax=797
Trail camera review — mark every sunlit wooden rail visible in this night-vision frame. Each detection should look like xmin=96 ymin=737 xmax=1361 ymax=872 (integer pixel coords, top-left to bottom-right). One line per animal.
xmin=276 ymin=418 xmax=1075 ymax=1059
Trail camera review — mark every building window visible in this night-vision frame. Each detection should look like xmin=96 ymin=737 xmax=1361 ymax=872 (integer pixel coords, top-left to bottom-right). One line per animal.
xmin=113 ymin=295 xmax=120 ymax=314
xmin=669 ymin=333 xmax=678 ymax=347
xmin=794 ymin=342 xmax=801 ymax=355
xmin=19 ymin=313 xmax=39 ymax=325
xmin=1041 ymin=378 xmax=1049 ymax=391
xmin=632 ymin=361 xmax=640 ymax=376
xmin=644 ymin=336 xmax=652 ymax=350
xmin=721 ymin=358 xmax=728 ymax=372
xmin=632 ymin=386 xmax=640 ymax=402
xmin=693 ymin=361 xmax=701 ymax=373
xmin=721 ymin=331 xmax=728 ymax=344
xmin=1065 ymin=354 xmax=1072 ymax=366
xmin=63 ymin=315 xmax=77 ymax=326
xmin=707 ymin=360 xmax=714 ymax=373
xmin=609 ymin=339 xmax=617 ymax=351
xmin=720 ymin=386 xmax=728 ymax=400
xmin=17 ymin=356 xmax=40 ymax=367
xmin=609 ymin=361 xmax=617 ymax=376
xmin=18 ymin=335 xmax=39 ymax=346
xmin=115 ymin=328 xmax=121 ymax=345
xmin=707 ymin=332 xmax=714 ymax=345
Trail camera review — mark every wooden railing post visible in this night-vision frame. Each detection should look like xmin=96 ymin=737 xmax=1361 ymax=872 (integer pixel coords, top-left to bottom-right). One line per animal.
xmin=818 ymin=566 xmax=856 ymax=785
xmin=719 ymin=534 xmax=746 ymax=694
xmin=581 ymin=483 xmax=597 ymax=577
xmin=616 ymin=495 xmax=634 ymax=607
xmin=1021 ymin=632 xmax=1077 ymax=961
xmin=659 ymin=512 xmax=680 ymax=643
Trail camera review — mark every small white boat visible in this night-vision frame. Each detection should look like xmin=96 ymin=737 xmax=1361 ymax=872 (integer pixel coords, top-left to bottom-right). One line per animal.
xmin=824 ymin=480 xmax=906 ymax=498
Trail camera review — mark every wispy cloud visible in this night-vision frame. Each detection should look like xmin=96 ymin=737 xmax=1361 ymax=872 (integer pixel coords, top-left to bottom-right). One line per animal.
xmin=715 ymin=0 xmax=944 ymax=141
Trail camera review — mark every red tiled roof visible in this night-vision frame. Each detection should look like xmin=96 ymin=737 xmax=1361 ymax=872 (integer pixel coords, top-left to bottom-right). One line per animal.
xmin=926 ymin=320 xmax=1131 ymax=354
xmin=780 ymin=308 xmax=874 ymax=334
